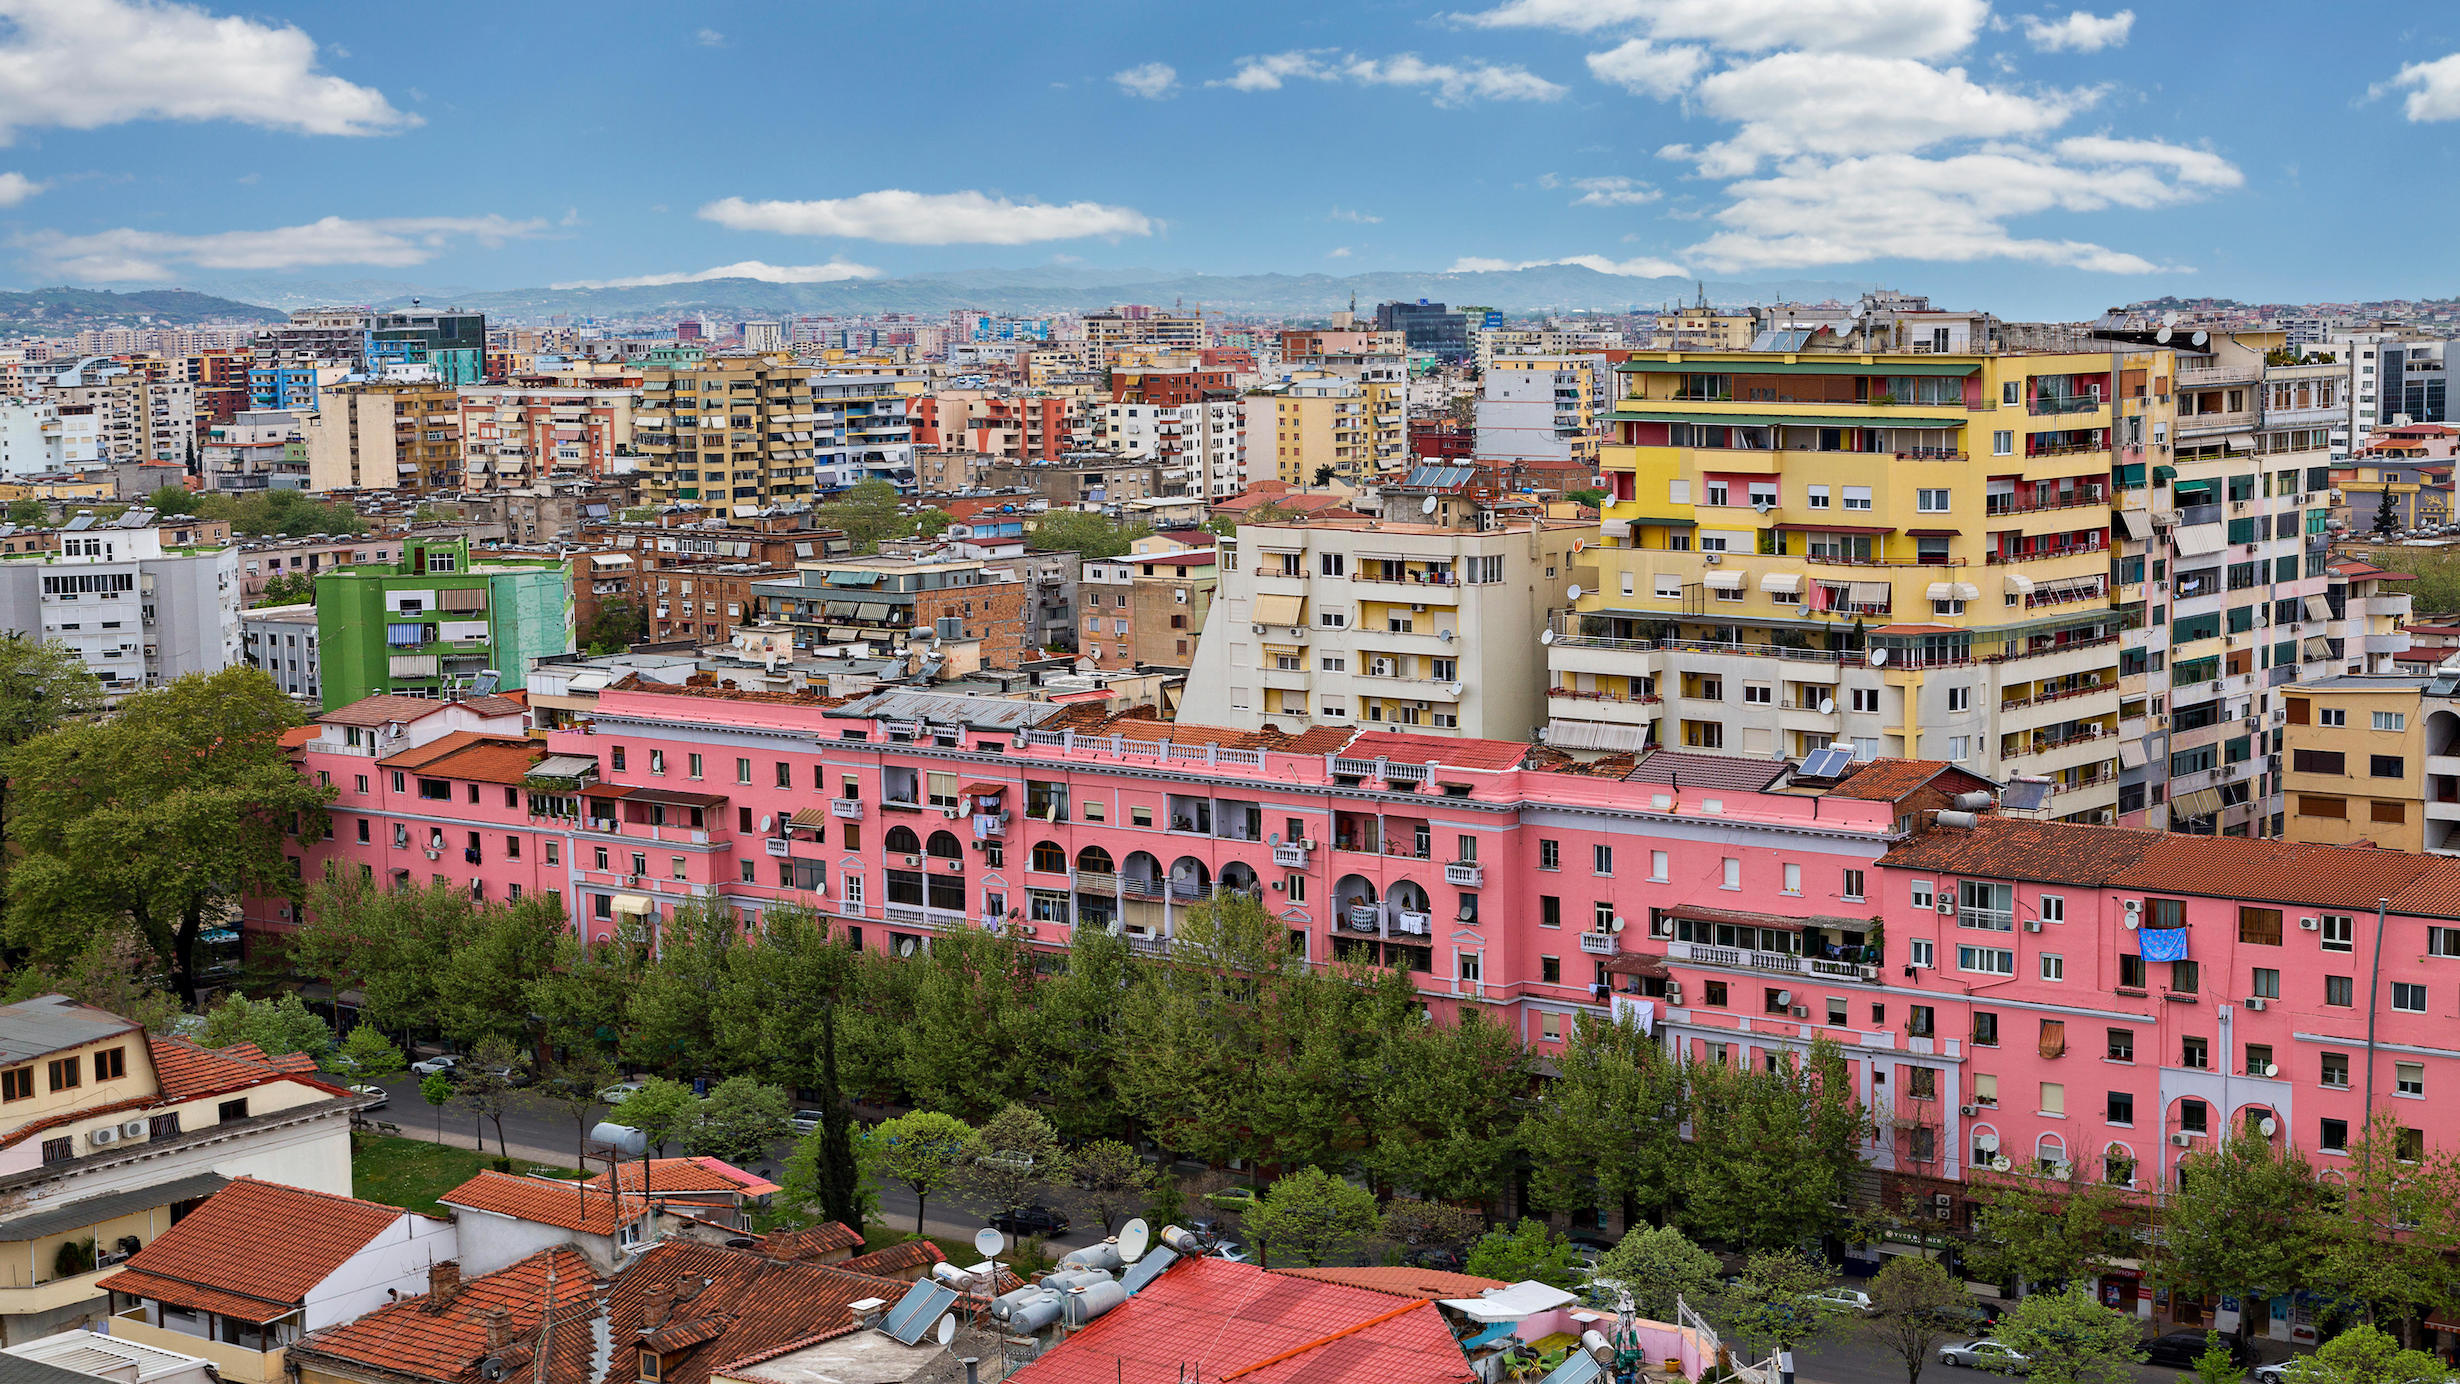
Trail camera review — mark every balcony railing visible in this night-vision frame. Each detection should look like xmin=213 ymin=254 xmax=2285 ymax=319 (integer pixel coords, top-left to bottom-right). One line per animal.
xmin=1445 ymin=861 xmax=1485 ymax=887
xmin=830 ymin=798 xmax=863 ymax=819
xmin=1578 ymin=932 xmax=1619 ymax=955
xmin=1273 ymin=843 xmax=1311 ymax=867
xmin=1668 ymin=939 xmax=1872 ymax=980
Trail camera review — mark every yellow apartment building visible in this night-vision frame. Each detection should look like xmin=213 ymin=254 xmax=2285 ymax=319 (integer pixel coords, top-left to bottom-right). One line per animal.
xmin=2280 ymin=677 xmax=2430 ymax=851
xmin=631 ymin=359 xmax=816 ymax=507
xmin=1242 ymin=372 xmax=1405 ymax=485
xmin=1544 ymin=336 xmax=2173 ymax=823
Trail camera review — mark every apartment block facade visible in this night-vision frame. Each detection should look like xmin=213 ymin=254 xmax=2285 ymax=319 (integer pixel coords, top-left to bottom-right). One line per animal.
xmin=1476 ymin=354 xmax=1606 ymax=467
xmin=314 ymin=539 xmax=573 ymax=708
xmin=0 ymin=518 xmax=239 ymax=697
xmin=456 ymin=384 xmax=639 ymax=489
xmin=632 ymin=361 xmax=816 ymax=507
xmin=303 ymin=383 xmax=462 ymax=492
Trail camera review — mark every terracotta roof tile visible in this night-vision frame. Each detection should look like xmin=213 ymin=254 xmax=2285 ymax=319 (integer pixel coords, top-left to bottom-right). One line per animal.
xmin=2110 ymin=835 xmax=2460 ymax=915
xmin=1825 ymin=759 xmax=1992 ymax=802
xmin=288 ymin=1247 xmax=598 ymax=1384
xmin=320 ymin=694 xmax=452 ymax=728
xmin=1341 ymin=730 xmax=1527 ymax=772
xmin=1624 ymin=749 xmax=1791 ymax=793
xmin=413 ymin=737 xmax=547 ymax=785
xmin=760 ymin=1222 xmax=862 ymax=1261
xmin=1270 ymin=1266 xmax=1509 ymax=1299
xmin=834 ymin=1241 xmax=943 ymax=1276
xmin=1877 ymin=816 xmax=2163 ymax=886
xmin=441 ymin=1171 xmax=647 ymax=1235
xmin=146 ymin=1033 xmax=347 ymax=1104
xmin=460 ymin=694 xmax=528 ymax=718
xmin=279 ymin=725 xmax=318 ymax=749
xmin=99 ymin=1177 xmax=426 ymax=1321
xmin=1017 ymin=1255 xmax=1473 ymax=1384
xmin=588 ymin=1157 xmax=780 ymax=1197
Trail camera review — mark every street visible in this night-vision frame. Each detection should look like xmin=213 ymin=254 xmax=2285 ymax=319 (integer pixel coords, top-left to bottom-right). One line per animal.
xmin=360 ymin=1072 xmax=1108 ymax=1254
xmin=1796 ymin=1314 xmax=2291 ymax=1384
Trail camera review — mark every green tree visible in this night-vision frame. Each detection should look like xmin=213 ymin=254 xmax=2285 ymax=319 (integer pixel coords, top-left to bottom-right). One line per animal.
xmin=1566 ymin=488 xmax=1609 ymax=508
xmin=816 ymin=479 xmax=943 ymax=554
xmin=436 ymin=896 xmax=567 ymax=1048
xmin=580 ymin=599 xmax=646 ymax=654
xmin=1241 ymin=1167 xmax=1379 ymax=1268
xmin=420 ymin=1071 xmax=455 ymax=1140
xmin=2194 ymin=1334 xmax=2248 ymax=1384
xmin=1068 ymin=1139 xmax=1153 ymax=1235
xmin=1364 ymin=1002 xmax=1532 ymax=1209
xmin=962 ymin=1102 xmax=1067 ymax=1222
xmin=538 ymin=1052 xmax=617 ymax=1172
xmin=1017 ymin=927 xmax=1135 ymax=1142
xmin=199 ymin=992 xmax=334 ymax=1063
xmin=808 ymin=1005 xmax=866 ymax=1231
xmin=255 ymin=572 xmax=317 ymax=607
xmin=0 ymin=633 xmax=104 ymax=899
xmin=687 ymin=1075 xmax=792 ymax=1165
xmin=1993 ymin=1285 xmax=2146 ymax=1384
xmin=1028 ymin=510 xmax=1151 ymax=560
xmin=1115 ymin=892 xmax=1293 ymax=1166
xmin=335 ymin=1024 xmax=406 ymax=1081
xmin=2282 ymin=1323 xmax=2448 ymax=1384
xmin=291 ymin=873 xmax=483 ymax=1038
xmin=623 ymin=897 xmax=740 ymax=1074
xmin=1521 ymin=1012 xmax=1687 ymax=1227
xmin=862 ymin=1110 xmax=974 ymax=1236
xmin=146 ymin=486 xmax=199 ymax=516
xmin=2158 ymin=1134 xmax=2326 ymax=1349
xmin=2306 ymin=1115 xmax=2460 ymax=1331
xmin=1868 ymin=1255 xmax=1971 ymax=1384
xmin=459 ymin=1035 xmax=521 ymax=1162
xmin=3 ymin=498 xmax=43 ymax=525
xmin=2375 ymin=482 xmax=2401 ymax=538
xmin=1593 ymin=1223 xmax=1719 ymax=1321
xmin=1382 ymin=1200 xmax=1486 ymax=1262
xmin=612 ymin=1077 xmax=702 ymax=1155
xmin=1144 ymin=1170 xmax=1186 ymax=1229
xmin=1964 ymin=1170 xmax=2139 ymax=1291
xmin=0 ymin=933 xmax=179 ymax=1033
xmin=1715 ymin=1249 xmax=1844 ymax=1362
xmin=895 ymin=925 xmax=1033 ymax=1119
xmin=1674 ymin=1039 xmax=1865 ymax=1250
xmin=4 ymin=667 xmax=329 ymax=1004
xmin=1464 ymin=1218 xmax=1583 ymax=1289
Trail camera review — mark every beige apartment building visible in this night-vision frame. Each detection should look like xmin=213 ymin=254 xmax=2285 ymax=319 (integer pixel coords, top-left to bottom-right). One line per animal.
xmin=1242 ymin=372 xmax=1406 ymax=487
xmin=303 ymin=382 xmax=462 ymax=491
xmin=1182 ymin=501 xmax=1595 ymax=741
xmin=632 ymin=359 xmax=817 ymax=506
xmin=457 ymin=384 xmax=639 ymax=489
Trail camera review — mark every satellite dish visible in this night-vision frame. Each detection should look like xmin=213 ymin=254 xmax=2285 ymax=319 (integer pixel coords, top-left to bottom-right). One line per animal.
xmin=1445 ymin=682 xmax=1464 ymax=697
xmin=1818 ymin=697 xmax=1836 ymax=715
xmin=2259 ymin=1117 xmax=2279 ymax=1137
xmin=1539 ymin=628 xmax=1556 ymax=645
xmin=2162 ymin=309 xmax=2180 ymax=327
xmin=758 ymin=814 xmax=773 ymax=832
xmin=2263 ymin=1063 xmax=2280 ymax=1078
xmin=1610 ymin=916 xmax=1626 ymax=934
xmin=1990 ymin=1154 xmax=2012 ymax=1173
xmin=2154 ymin=325 xmax=2173 ymax=344
xmin=934 ymin=1315 xmax=957 ymax=1347
xmin=1868 ymin=647 xmax=1889 ymax=666
xmin=1566 ymin=584 xmax=1583 ymax=601
xmin=1118 ymin=1219 xmax=1151 ymax=1264
xmin=2191 ymin=331 xmax=2209 ymax=347
xmin=974 ymin=1227 xmax=1006 ymax=1259
xmin=1422 ymin=495 xmax=1438 ymax=515
xmin=2123 ymin=916 xmax=2140 ymax=931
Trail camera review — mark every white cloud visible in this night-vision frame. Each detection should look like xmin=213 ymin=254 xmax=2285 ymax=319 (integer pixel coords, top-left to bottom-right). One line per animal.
xmin=550 ymin=259 xmax=881 ymax=291
xmin=2021 ymin=10 xmax=2134 ymax=52
xmin=1676 ymin=54 xmax=2092 ymax=176
xmin=1455 ymin=0 xmax=1989 ymax=59
xmin=698 ymin=189 xmax=1154 ymax=245
xmin=1217 ymin=49 xmax=1565 ymax=105
xmin=1326 ymin=246 xmax=1353 ymax=259
xmin=1450 ymin=253 xmax=1687 ymax=277
xmin=694 ymin=27 xmax=725 ymax=46
xmin=0 ymin=172 xmax=39 ymax=206
xmin=2056 ymin=135 xmax=2241 ymax=188
xmin=1112 ymin=61 xmax=1178 ymax=99
xmin=2380 ymin=53 xmax=2460 ymax=122
xmin=1586 ymin=39 xmax=1707 ymax=97
xmin=1571 ymin=175 xmax=1659 ymax=207
xmin=0 ymin=0 xmax=411 ymax=142
xmin=1328 ymin=207 xmax=1382 ymax=224
xmin=22 ymin=214 xmax=545 ymax=281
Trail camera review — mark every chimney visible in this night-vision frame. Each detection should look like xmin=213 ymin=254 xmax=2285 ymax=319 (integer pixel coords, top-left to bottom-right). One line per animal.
xmin=485 ymin=1305 xmax=512 ymax=1352
xmin=640 ymin=1283 xmax=676 ymax=1332
xmin=429 ymin=1262 xmax=463 ymax=1304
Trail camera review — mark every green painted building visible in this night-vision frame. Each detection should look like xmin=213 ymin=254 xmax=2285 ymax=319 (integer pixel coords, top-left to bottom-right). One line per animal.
xmin=315 ymin=537 xmax=574 ymax=709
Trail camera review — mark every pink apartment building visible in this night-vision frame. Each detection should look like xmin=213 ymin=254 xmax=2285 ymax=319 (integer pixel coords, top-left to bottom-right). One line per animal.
xmin=262 ymin=682 xmax=2460 ymax=1337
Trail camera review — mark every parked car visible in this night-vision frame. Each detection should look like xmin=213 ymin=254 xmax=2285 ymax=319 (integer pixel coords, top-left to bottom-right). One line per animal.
xmin=410 ymin=1054 xmax=459 ymax=1078
xmin=2145 ymin=1333 xmax=2253 ymax=1369
xmin=348 ymin=1084 xmax=388 ymax=1110
xmin=1939 ymin=1340 xmax=2030 ymax=1372
xmin=991 ymin=1205 xmax=1071 ymax=1236
xmin=599 ymin=1080 xmax=646 ymax=1105
xmin=1205 ymin=1187 xmax=1260 ymax=1214
xmin=790 ymin=1109 xmax=826 ymax=1135
xmin=1808 ymin=1288 xmax=1874 ymax=1313
xmin=2253 ymin=1364 xmax=2293 ymax=1384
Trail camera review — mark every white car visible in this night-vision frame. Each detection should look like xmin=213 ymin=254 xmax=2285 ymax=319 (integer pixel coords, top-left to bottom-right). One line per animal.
xmin=410 ymin=1055 xmax=459 ymax=1078
xmin=790 ymin=1109 xmax=825 ymax=1134
xmin=599 ymin=1080 xmax=646 ymax=1105
xmin=348 ymin=1083 xmax=388 ymax=1110
xmin=2254 ymin=1367 xmax=2290 ymax=1384
xmin=1808 ymin=1288 xmax=1873 ymax=1313
xmin=1940 ymin=1341 xmax=2030 ymax=1372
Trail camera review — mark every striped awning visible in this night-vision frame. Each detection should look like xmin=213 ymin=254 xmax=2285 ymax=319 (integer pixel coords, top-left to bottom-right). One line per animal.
xmin=1253 ymin=593 xmax=1305 ymax=627
xmin=2304 ymin=595 xmax=2333 ymax=621
xmin=1546 ymin=719 xmax=1651 ymax=752
xmin=1760 ymin=572 xmax=1803 ymax=594
xmin=2117 ymin=509 xmax=2152 ymax=540
xmin=2171 ymin=788 xmax=2225 ymax=820
xmin=1703 ymin=570 xmax=1744 ymax=591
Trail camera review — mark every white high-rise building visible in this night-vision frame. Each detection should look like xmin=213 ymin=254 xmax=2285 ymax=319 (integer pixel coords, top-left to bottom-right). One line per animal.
xmin=0 ymin=513 xmax=239 ymax=697
xmin=0 ymin=400 xmax=62 ymax=477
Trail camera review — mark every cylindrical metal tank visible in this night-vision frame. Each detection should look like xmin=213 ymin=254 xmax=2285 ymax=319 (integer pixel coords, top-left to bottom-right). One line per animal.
xmin=1061 ymin=1281 xmax=1129 ymax=1327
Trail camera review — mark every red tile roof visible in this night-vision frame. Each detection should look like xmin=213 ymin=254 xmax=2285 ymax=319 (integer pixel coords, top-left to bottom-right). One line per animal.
xmin=146 ymin=1033 xmax=347 ymax=1104
xmin=587 ymin=1157 xmax=781 ymax=1198
xmin=833 ymin=1240 xmax=943 ymax=1276
xmin=1018 ymin=1256 xmax=1473 ymax=1384
xmin=1624 ymin=749 xmax=1791 ymax=794
xmin=410 ymin=736 xmax=547 ymax=785
xmin=279 ymin=725 xmax=319 ymax=749
xmin=1825 ymin=759 xmax=1993 ymax=803
xmin=1342 ymin=730 xmax=1529 ymax=773
xmin=99 ymin=1177 xmax=429 ymax=1322
xmin=290 ymin=1247 xmax=597 ymax=1384
xmin=441 ymin=1170 xmax=648 ymax=1235
xmin=320 ymin=694 xmax=453 ymax=728
xmin=760 ymin=1222 xmax=862 ymax=1261
xmin=1878 ymin=816 xmax=2163 ymax=886
xmin=1271 ymin=1266 xmax=1508 ymax=1299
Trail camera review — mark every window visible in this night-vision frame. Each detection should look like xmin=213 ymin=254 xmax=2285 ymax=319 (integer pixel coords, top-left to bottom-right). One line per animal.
xmin=1538 ymin=839 xmax=1559 ymax=870
xmin=2171 ymin=960 xmax=2199 ymax=994
xmin=1947 ymin=686 xmax=1970 ymax=713
xmin=1842 ymin=869 xmax=1865 ymax=901
xmin=2118 ymin=953 xmax=2146 ymax=989
xmin=2181 ymin=1036 xmax=2209 ymax=1069
xmin=1974 ymin=1012 xmax=1999 ymax=1046
xmin=2321 ymin=1051 xmax=2349 ymax=1087
xmin=686 ymin=753 xmax=703 ymax=779
xmin=1911 ymin=880 xmax=1934 ymax=909
xmin=2040 ymin=894 xmax=2064 ymax=924
xmin=1958 ymin=879 xmax=2013 ymax=930
xmin=1993 ymin=429 xmax=2014 ymax=456
xmin=2325 ymin=975 xmax=2354 ymax=1007
xmin=2252 ymin=967 xmax=2279 ymax=998
xmin=1974 ymin=1072 xmax=1998 ymax=1107
xmin=2040 ymin=1082 xmax=2065 ymax=1116
xmin=1703 ymin=981 xmax=1728 ymax=1007
xmin=1827 ymin=997 xmax=1848 ymax=1025
xmin=1908 ymin=1067 xmax=1938 ymax=1100
xmin=2376 ymin=711 xmax=2408 ymax=731
xmin=2372 ymin=754 xmax=2405 ymax=779
xmin=2180 ymin=1098 xmax=2208 ymax=1134
xmin=2320 ymin=1118 xmax=2349 ymax=1153
xmin=2397 ymin=1061 xmax=2424 ymax=1097
xmin=1908 ymin=1005 xmax=1935 ymax=1037
xmin=1650 ymin=851 xmax=1668 ymax=881
xmin=46 ymin=1056 xmax=78 ymax=1092
xmin=1908 ymin=938 xmax=1935 ymax=968
xmin=2246 ymin=1042 xmax=2273 ymax=1075
xmin=1958 ymin=945 xmax=2015 ymax=976
xmin=1850 ymin=687 xmax=1880 ymax=713
xmin=217 ymin=1098 xmax=248 ymax=1123
xmin=2322 ymin=914 xmax=2353 ymax=952
xmin=1842 ymin=486 xmax=1871 ymax=511
xmin=2040 ymin=953 xmax=2065 ymax=981
xmin=94 ymin=1047 xmax=124 ymax=1081
xmin=1782 ymin=863 xmax=1801 ymax=894
xmin=2393 ymin=981 xmax=2427 ymax=1013
xmin=1593 ymin=844 xmax=1613 ymax=876
xmin=2319 ymin=707 xmax=2348 ymax=727
xmin=2108 ymin=1091 xmax=2134 ymax=1125
xmin=1916 ymin=488 xmax=1950 ymax=512
xmin=2238 ymin=908 xmax=2282 ymax=946
xmin=0 ymin=1067 xmax=29 ymax=1101
xmin=40 ymin=1136 xmax=69 ymax=1165
xmin=1807 ymin=485 xmax=1830 ymax=509
xmin=2107 ymin=1028 xmax=2134 ymax=1061
xmin=1540 ymin=896 xmax=1560 ymax=929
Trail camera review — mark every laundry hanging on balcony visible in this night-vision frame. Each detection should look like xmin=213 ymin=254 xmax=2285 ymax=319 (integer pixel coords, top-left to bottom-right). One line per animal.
xmin=2137 ymin=924 xmax=2190 ymax=964
xmin=1610 ymin=994 xmax=1656 ymax=1034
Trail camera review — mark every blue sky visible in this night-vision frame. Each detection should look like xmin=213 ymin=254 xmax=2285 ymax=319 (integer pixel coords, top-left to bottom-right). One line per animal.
xmin=3 ymin=0 xmax=2460 ymax=315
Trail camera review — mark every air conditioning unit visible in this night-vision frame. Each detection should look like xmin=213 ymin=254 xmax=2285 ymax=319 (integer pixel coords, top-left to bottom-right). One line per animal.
xmin=1959 ymin=1105 xmax=1977 ymax=1117
xmin=2300 ymin=916 xmax=2319 ymax=930
xmin=2123 ymin=898 xmax=2142 ymax=919
xmin=1663 ymin=983 xmax=1682 ymax=1005
xmin=2244 ymin=996 xmax=2266 ymax=1011
xmin=2171 ymin=1131 xmax=2197 ymax=1147
xmin=119 ymin=1120 xmax=146 ymax=1139
xmin=2024 ymin=919 xmax=2042 ymax=933
xmin=1703 ymin=552 xmax=1722 ymax=564
xmin=902 ymin=853 xmax=923 ymax=867
xmin=424 ymin=848 xmax=441 ymax=860
xmin=1935 ymin=899 xmax=1955 ymax=915
xmin=1789 ymin=1004 xmax=1809 ymax=1019
xmin=88 ymin=1126 xmax=116 ymax=1147
xmin=1410 ymin=603 xmax=1426 ymax=613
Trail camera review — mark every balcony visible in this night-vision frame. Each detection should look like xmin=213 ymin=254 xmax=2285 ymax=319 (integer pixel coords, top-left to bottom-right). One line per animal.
xmin=1666 ymin=938 xmax=1872 ymax=981
xmin=1272 ymin=842 xmax=1311 ymax=868
xmin=1578 ymin=931 xmax=1620 ymax=955
xmin=830 ymin=798 xmax=864 ymax=819
xmin=1445 ymin=861 xmax=1484 ymax=888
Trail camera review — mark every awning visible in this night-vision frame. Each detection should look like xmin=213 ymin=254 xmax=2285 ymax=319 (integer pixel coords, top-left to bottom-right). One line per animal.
xmin=1544 ymin=719 xmax=1651 ymax=753
xmin=2171 ymin=787 xmax=2225 ymax=820
xmin=1440 ymin=1282 xmax=1577 ymax=1324
xmin=856 ymin=603 xmax=894 ymax=622
xmin=529 ymin=754 xmax=597 ymax=779
xmin=1760 ymin=572 xmax=1803 ymax=595
xmin=2117 ymin=510 xmax=2153 ymax=540
xmin=2304 ymin=595 xmax=2334 ymax=621
xmin=1252 ymin=593 xmax=1305 ymax=627
xmin=2119 ymin=741 xmax=2147 ymax=769
xmin=1926 ymin=582 xmax=1956 ymax=601
xmin=1703 ymin=570 xmax=1744 ymax=591
xmin=1261 ymin=642 xmax=1306 ymax=655
xmin=1954 ymin=582 xmax=1980 ymax=601
xmin=581 ymin=783 xmax=636 ymax=800
xmin=2173 ymin=523 xmax=2228 ymax=556
xmin=962 ymin=782 xmax=1006 ymax=796
xmin=1601 ymin=410 xmax=1964 ymax=431
xmin=612 ymin=894 xmax=654 ymax=915
xmin=1616 ymin=359 xmax=1979 ymax=376
xmin=1849 ymin=581 xmax=1891 ymax=604
xmin=1907 ymin=527 xmax=1961 ymax=537
xmin=2005 ymin=573 xmax=2036 ymax=595
xmin=1601 ymin=953 xmax=1669 ymax=979
xmin=1664 ymin=904 xmax=1871 ymax=932
xmin=1775 ymin=522 xmax=1892 ymax=535
xmin=2304 ymin=637 xmax=2333 ymax=658
xmin=787 ymin=807 xmax=830 ymax=827
xmin=823 ymin=571 xmax=882 ymax=587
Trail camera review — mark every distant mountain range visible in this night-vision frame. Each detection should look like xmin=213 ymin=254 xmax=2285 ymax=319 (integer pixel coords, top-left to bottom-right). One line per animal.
xmin=0 ymin=286 xmax=286 ymax=335
xmin=166 ymin=264 xmax=1873 ymax=324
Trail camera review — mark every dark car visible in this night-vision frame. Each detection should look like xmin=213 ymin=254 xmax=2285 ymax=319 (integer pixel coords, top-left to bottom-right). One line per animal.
xmin=2145 ymin=1333 xmax=2252 ymax=1369
xmin=991 ymin=1205 xmax=1071 ymax=1236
